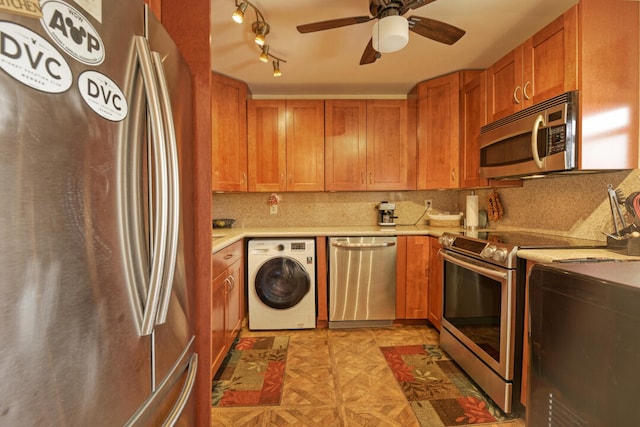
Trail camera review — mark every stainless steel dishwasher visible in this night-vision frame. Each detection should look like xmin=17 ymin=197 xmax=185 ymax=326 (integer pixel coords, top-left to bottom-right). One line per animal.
xmin=328 ymin=236 xmax=397 ymax=328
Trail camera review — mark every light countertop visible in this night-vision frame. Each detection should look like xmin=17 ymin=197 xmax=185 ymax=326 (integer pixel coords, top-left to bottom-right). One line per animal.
xmin=212 ymin=226 xmax=640 ymax=262
xmin=211 ymin=225 xmax=460 ymax=252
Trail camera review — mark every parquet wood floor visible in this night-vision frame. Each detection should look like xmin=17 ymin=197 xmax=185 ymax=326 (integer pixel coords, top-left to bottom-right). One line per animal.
xmin=211 ymin=324 xmax=526 ymax=427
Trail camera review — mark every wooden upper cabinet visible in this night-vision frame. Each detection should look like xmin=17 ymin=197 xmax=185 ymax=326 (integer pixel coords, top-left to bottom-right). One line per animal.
xmin=247 ymin=100 xmax=286 ymax=192
xmin=325 ymin=99 xmax=415 ymax=191
xmin=366 ymin=100 xmax=416 ymax=191
xmin=285 ymin=100 xmax=325 ymax=192
xmin=211 ymin=72 xmax=248 ymax=192
xmin=325 ymin=100 xmax=368 ymax=191
xmin=416 ymin=72 xmax=465 ymax=190
xmin=460 ymin=71 xmax=489 ymax=189
xmin=487 ymin=5 xmax=578 ymax=122
xmin=247 ymin=100 xmax=324 ymax=192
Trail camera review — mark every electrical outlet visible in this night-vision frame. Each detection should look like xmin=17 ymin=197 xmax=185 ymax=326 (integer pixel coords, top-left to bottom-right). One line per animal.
xmin=270 ymin=204 xmax=278 ymax=215
xmin=424 ymin=200 xmax=432 ymax=210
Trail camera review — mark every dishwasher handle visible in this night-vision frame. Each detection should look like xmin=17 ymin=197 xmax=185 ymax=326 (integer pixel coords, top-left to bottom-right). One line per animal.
xmin=331 ymin=241 xmax=396 ymax=249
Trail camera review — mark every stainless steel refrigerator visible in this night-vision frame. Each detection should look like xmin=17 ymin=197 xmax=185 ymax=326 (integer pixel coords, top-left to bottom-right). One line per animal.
xmin=0 ymin=1 xmax=197 ymax=425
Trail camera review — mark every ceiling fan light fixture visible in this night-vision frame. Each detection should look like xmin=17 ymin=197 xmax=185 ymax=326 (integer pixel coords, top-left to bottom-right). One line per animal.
xmin=372 ymin=15 xmax=409 ymax=53
xmin=232 ymin=2 xmax=248 ymax=24
xmin=273 ymin=60 xmax=282 ymax=77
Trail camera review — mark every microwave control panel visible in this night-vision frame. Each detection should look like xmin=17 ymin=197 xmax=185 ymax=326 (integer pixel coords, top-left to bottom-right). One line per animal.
xmin=547 ymin=124 xmax=567 ymax=155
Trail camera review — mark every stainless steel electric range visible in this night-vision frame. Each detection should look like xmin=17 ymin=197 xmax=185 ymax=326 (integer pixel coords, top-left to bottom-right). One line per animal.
xmin=437 ymin=230 xmax=605 ymax=415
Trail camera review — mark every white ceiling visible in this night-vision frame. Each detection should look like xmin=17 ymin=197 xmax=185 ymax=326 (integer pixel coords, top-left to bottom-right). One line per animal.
xmin=210 ymin=0 xmax=578 ymax=97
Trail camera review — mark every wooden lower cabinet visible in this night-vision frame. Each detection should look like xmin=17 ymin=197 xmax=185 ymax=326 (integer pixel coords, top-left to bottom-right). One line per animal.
xmin=396 ymin=236 xmax=433 ymax=321
xmin=210 ymin=241 xmax=244 ymax=378
xmin=427 ymin=236 xmax=443 ymax=330
xmin=521 ymin=259 xmax=536 ymax=407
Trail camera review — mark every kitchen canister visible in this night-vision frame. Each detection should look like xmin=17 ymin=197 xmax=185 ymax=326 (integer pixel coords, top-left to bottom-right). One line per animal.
xmin=466 ymin=191 xmax=479 ymax=230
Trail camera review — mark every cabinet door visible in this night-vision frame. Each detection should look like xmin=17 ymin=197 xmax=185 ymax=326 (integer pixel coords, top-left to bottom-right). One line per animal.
xmin=404 ymin=236 xmax=430 ymax=319
xmin=325 ymin=100 xmax=367 ymax=191
xmin=247 ymin=100 xmax=286 ymax=192
xmin=525 ymin=5 xmax=578 ymax=107
xmin=460 ymin=71 xmax=489 ymax=189
xmin=416 ymin=73 xmax=460 ymax=189
xmin=211 ymin=72 xmax=248 ymax=192
xmin=225 ymin=259 xmax=244 ymax=348
xmin=366 ymin=100 xmax=416 ymax=190
xmin=286 ymin=100 xmax=325 ymax=191
xmin=211 ymin=270 xmax=227 ymax=378
xmin=486 ymin=47 xmax=524 ymax=122
xmin=521 ymin=260 xmax=536 ymax=407
xmin=427 ymin=237 xmax=443 ymax=330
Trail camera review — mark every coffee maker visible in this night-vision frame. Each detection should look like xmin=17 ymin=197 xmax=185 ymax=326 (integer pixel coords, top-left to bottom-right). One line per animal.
xmin=377 ymin=201 xmax=397 ymax=226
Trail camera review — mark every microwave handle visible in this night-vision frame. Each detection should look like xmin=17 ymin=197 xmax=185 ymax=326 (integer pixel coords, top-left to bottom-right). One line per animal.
xmin=531 ymin=114 xmax=545 ymax=169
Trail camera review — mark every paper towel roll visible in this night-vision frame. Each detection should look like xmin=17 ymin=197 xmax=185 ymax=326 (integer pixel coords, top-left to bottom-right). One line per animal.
xmin=466 ymin=192 xmax=479 ymax=229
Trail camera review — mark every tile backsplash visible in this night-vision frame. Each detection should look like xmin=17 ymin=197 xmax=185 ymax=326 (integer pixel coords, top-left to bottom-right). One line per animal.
xmin=213 ymin=169 xmax=640 ymax=242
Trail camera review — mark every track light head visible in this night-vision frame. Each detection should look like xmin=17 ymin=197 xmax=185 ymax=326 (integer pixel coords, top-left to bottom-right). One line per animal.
xmin=273 ymin=60 xmax=282 ymax=77
xmin=259 ymin=45 xmax=269 ymax=63
xmin=252 ymin=21 xmax=270 ymax=46
xmin=232 ymin=2 xmax=248 ymax=24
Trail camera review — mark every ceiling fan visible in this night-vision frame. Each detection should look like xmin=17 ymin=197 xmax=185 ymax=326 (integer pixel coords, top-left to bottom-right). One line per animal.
xmin=296 ymin=0 xmax=466 ymax=65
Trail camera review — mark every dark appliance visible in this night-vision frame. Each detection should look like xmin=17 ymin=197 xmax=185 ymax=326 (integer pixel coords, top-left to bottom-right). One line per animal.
xmin=479 ymin=91 xmax=578 ymax=179
xmin=438 ymin=231 xmax=604 ymax=414
xmin=527 ymin=261 xmax=640 ymax=427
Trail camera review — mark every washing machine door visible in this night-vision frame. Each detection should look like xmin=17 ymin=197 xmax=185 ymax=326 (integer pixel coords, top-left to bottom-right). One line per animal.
xmin=255 ymin=257 xmax=310 ymax=309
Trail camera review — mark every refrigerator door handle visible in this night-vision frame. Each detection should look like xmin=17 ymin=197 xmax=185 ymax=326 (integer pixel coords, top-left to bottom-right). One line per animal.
xmin=161 ymin=352 xmax=198 ymax=426
xmin=150 ymin=50 xmax=180 ymax=325
xmin=135 ymin=36 xmax=169 ymax=336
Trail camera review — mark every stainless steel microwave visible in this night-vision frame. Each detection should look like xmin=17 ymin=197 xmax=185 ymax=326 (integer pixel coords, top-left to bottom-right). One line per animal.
xmin=479 ymin=91 xmax=579 ymax=179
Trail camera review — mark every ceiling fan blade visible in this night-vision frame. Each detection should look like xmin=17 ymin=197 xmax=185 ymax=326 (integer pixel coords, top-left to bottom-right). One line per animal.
xmin=297 ymin=16 xmax=373 ymax=33
xmin=401 ymin=0 xmax=438 ymax=14
xmin=408 ymin=16 xmax=466 ymax=45
xmin=360 ymin=39 xmax=381 ymax=65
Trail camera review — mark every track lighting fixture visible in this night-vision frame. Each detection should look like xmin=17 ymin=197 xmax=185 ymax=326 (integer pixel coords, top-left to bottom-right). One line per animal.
xmin=230 ymin=0 xmax=287 ymax=77
xmin=232 ymin=2 xmax=248 ymax=24
xmin=272 ymin=60 xmax=282 ymax=77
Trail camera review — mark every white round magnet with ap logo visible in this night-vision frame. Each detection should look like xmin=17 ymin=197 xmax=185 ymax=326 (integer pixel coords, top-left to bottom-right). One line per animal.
xmin=40 ymin=0 xmax=105 ymax=66
xmin=78 ymin=70 xmax=128 ymax=121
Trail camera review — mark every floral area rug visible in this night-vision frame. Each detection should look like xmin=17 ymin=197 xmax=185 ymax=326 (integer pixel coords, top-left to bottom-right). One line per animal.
xmin=212 ymin=336 xmax=289 ymax=407
xmin=380 ymin=344 xmax=510 ymax=426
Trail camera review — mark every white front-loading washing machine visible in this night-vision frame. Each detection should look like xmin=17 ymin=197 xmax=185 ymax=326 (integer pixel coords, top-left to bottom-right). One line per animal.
xmin=247 ymin=239 xmax=316 ymax=330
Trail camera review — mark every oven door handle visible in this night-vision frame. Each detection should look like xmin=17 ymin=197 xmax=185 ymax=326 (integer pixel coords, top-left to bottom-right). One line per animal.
xmin=440 ymin=251 xmax=509 ymax=281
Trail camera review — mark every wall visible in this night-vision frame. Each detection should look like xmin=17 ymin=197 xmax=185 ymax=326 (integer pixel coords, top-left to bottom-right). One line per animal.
xmin=212 ymin=190 xmax=458 ymax=228
xmin=466 ymin=169 xmax=639 ymax=241
xmin=212 ymin=169 xmax=640 ymax=242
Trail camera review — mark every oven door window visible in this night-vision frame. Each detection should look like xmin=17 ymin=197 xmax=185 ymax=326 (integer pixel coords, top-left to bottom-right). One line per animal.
xmin=443 ymin=261 xmax=503 ymax=364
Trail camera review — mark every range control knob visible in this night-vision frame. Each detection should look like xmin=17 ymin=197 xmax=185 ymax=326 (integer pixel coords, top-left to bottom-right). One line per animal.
xmin=481 ymin=245 xmax=497 ymax=258
xmin=492 ymin=248 xmax=508 ymax=262
xmin=438 ymin=235 xmax=456 ymax=247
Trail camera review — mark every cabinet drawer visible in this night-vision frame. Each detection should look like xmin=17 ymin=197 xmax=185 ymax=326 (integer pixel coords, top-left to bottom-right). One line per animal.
xmin=212 ymin=240 xmax=243 ymax=277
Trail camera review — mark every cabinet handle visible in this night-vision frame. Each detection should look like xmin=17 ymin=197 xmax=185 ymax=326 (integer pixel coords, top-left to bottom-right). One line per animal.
xmin=223 ymin=277 xmax=232 ymax=293
xmin=523 ymin=81 xmax=531 ymax=100
xmin=242 ymin=172 xmax=246 ymax=184
xmin=513 ymin=86 xmax=521 ymax=104
xmin=228 ymin=275 xmax=236 ymax=291
xmin=224 ymin=253 xmax=233 ymax=260
xmin=451 ymin=168 xmax=456 ymax=181
xmin=369 ymin=172 xmax=373 ymax=184
xmin=361 ymin=172 xmax=365 ymax=184
xmin=280 ymin=173 xmax=284 ymax=184
xmin=289 ymin=174 xmax=292 ymax=184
